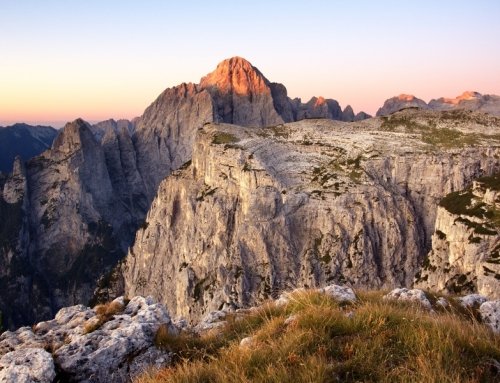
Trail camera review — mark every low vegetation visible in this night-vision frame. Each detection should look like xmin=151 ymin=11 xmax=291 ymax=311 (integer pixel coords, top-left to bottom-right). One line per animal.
xmin=83 ymin=299 xmax=126 ymax=334
xmin=136 ymin=290 xmax=500 ymax=383
xmin=439 ymin=174 xmax=500 ymax=231
xmin=211 ymin=132 xmax=239 ymax=145
xmin=379 ymin=111 xmax=500 ymax=148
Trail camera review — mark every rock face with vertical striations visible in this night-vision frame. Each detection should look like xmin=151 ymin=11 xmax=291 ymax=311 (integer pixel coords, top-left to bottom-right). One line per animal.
xmin=122 ymin=109 xmax=500 ymax=323
xmin=415 ymin=174 xmax=500 ymax=298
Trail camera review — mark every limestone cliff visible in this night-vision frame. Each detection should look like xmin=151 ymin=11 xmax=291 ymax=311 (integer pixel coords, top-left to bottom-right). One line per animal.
xmin=416 ymin=175 xmax=500 ymax=297
xmin=122 ymin=109 xmax=500 ymax=322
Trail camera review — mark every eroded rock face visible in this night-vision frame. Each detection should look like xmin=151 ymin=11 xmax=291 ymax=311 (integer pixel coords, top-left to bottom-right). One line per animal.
xmin=123 ymin=110 xmax=500 ymax=322
xmin=0 ymin=296 xmax=175 ymax=383
xmin=415 ymin=176 xmax=500 ymax=298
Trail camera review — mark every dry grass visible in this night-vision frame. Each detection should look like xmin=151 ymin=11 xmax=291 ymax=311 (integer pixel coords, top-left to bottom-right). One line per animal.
xmin=83 ymin=299 xmax=125 ymax=334
xmin=136 ymin=290 xmax=500 ymax=383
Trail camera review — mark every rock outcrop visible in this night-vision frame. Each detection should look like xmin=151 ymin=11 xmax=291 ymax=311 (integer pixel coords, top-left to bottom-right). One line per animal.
xmin=415 ymin=175 xmax=500 ymax=298
xmin=122 ymin=109 xmax=500 ymax=322
xmin=0 ymin=296 xmax=175 ymax=383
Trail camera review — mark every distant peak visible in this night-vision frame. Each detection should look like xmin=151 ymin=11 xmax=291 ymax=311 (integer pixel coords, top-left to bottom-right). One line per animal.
xmin=457 ymin=91 xmax=481 ymax=100
xmin=216 ymin=56 xmax=254 ymax=70
xmin=314 ymin=96 xmax=326 ymax=107
xmin=200 ymin=56 xmax=270 ymax=95
xmin=397 ymin=94 xmax=416 ymax=101
xmin=441 ymin=91 xmax=482 ymax=105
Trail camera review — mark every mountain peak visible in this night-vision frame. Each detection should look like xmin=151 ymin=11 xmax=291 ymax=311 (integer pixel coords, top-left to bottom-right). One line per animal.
xmin=441 ymin=91 xmax=482 ymax=105
xmin=52 ymin=118 xmax=96 ymax=153
xmin=200 ymin=56 xmax=270 ymax=95
xmin=397 ymin=94 xmax=417 ymax=101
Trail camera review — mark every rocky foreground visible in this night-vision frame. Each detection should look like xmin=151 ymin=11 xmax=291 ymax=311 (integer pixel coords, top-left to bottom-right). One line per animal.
xmin=0 ymin=286 xmax=499 ymax=383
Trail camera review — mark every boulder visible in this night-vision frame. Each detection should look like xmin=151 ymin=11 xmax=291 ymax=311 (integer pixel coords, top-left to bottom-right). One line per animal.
xmin=383 ymin=288 xmax=432 ymax=310
xmin=479 ymin=300 xmax=500 ymax=333
xmin=0 ymin=348 xmax=55 ymax=383
xmin=320 ymin=285 xmax=357 ymax=303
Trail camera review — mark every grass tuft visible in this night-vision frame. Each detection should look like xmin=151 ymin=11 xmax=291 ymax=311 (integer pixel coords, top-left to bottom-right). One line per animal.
xmin=83 ymin=299 xmax=125 ymax=334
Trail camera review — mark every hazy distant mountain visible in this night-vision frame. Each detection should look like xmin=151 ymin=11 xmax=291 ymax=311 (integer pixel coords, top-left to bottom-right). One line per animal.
xmin=376 ymin=94 xmax=429 ymax=116
xmin=377 ymin=91 xmax=500 ymax=116
xmin=0 ymin=123 xmax=57 ymax=173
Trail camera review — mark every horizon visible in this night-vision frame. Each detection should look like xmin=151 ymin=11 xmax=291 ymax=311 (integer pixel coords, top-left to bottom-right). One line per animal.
xmin=1 ymin=1 xmax=500 ymax=127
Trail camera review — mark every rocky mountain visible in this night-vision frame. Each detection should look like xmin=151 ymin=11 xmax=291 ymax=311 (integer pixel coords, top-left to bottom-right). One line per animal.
xmin=0 ymin=57 xmax=370 ymax=330
xmin=0 ymin=118 xmax=148 ymax=329
xmin=0 ymin=123 xmax=57 ymax=173
xmin=376 ymin=94 xmax=429 ymax=116
xmin=377 ymin=91 xmax=500 ymax=117
xmin=122 ymin=109 xmax=500 ymax=322
xmin=416 ymin=174 xmax=500 ymax=298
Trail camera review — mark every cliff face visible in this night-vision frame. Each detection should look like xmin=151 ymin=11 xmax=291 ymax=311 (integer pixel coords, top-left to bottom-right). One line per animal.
xmin=122 ymin=110 xmax=500 ymax=322
xmin=416 ymin=175 xmax=500 ymax=298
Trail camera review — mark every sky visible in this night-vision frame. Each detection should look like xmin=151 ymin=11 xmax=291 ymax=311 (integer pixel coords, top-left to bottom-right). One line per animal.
xmin=1 ymin=0 xmax=499 ymax=128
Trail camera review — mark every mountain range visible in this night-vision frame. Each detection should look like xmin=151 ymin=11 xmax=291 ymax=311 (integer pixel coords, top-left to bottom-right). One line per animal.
xmin=0 ymin=123 xmax=57 ymax=173
xmin=1 ymin=57 xmax=499 ymax=331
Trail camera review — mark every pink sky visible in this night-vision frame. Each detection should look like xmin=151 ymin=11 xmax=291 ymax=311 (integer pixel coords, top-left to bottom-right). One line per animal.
xmin=1 ymin=1 xmax=499 ymax=127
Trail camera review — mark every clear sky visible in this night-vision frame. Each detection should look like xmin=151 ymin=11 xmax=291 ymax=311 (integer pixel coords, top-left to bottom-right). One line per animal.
xmin=1 ymin=0 xmax=499 ymax=127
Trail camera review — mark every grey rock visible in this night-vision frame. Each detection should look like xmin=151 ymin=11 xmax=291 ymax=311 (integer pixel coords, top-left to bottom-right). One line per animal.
xmin=0 ymin=348 xmax=56 ymax=383
xmin=128 ymin=347 xmax=171 ymax=380
xmin=459 ymin=294 xmax=488 ymax=309
xmin=319 ymin=284 xmax=357 ymax=303
xmin=479 ymin=300 xmax=500 ymax=333
xmin=383 ymin=288 xmax=433 ymax=310
xmin=436 ymin=297 xmax=449 ymax=308
xmin=0 ymin=296 xmax=176 ymax=383
xmin=239 ymin=336 xmax=254 ymax=348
